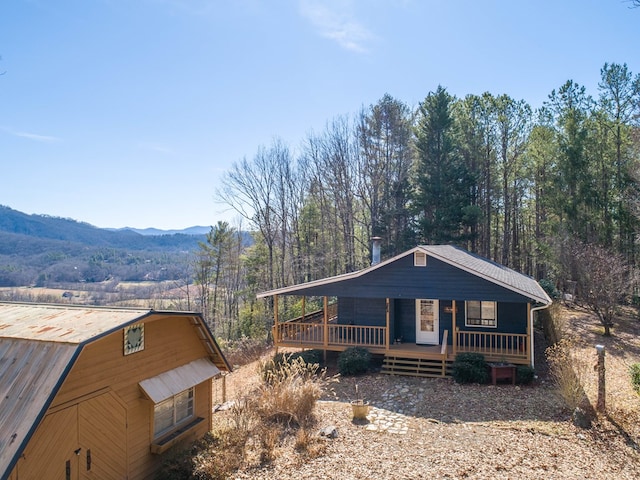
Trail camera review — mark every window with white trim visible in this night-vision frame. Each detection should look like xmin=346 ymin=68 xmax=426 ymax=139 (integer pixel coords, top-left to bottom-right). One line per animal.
xmin=465 ymin=301 xmax=497 ymax=327
xmin=154 ymin=388 xmax=194 ymax=438
xmin=414 ymin=252 xmax=427 ymax=266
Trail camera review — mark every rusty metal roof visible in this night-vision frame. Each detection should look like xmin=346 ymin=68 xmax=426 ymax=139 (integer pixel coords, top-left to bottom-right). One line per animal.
xmin=0 ymin=302 xmax=155 ymax=343
xmin=0 ymin=302 xmax=230 ymax=480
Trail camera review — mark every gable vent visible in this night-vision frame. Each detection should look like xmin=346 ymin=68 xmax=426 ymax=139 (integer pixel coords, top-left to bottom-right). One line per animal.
xmin=414 ymin=252 xmax=427 ymax=267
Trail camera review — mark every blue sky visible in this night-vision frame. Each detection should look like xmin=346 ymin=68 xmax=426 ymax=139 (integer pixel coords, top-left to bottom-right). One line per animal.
xmin=1 ymin=1 xmax=638 ymax=230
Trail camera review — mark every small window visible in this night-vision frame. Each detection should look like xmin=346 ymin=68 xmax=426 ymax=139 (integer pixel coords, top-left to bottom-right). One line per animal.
xmin=154 ymin=388 xmax=194 ymax=438
xmin=414 ymin=252 xmax=427 ymax=267
xmin=465 ymin=301 xmax=497 ymax=328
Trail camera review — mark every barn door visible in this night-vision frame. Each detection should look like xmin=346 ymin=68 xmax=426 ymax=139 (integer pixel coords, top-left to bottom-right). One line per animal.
xmin=18 ymin=392 xmax=127 ymax=480
xmin=78 ymin=392 xmax=127 ymax=479
xmin=18 ymin=406 xmax=79 ymax=480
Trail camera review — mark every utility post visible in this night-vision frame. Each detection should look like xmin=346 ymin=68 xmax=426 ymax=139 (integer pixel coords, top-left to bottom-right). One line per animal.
xmin=595 ymin=344 xmax=606 ymax=414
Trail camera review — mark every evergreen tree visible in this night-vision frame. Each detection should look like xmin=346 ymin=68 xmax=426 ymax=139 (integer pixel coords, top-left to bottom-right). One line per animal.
xmin=414 ymin=86 xmax=475 ymax=244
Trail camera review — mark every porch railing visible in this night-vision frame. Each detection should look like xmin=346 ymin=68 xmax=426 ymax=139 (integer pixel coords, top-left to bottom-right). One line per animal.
xmin=328 ymin=324 xmax=386 ymax=347
xmin=456 ymin=329 xmax=528 ymax=359
xmin=272 ymin=322 xmax=528 ymax=361
xmin=273 ymin=322 xmax=386 ymax=348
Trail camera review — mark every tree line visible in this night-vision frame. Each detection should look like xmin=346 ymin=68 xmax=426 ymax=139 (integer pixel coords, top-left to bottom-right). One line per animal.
xmin=194 ymin=63 xmax=640 ymax=339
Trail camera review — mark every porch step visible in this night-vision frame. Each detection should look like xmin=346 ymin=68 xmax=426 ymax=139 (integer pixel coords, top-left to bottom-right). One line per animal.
xmin=381 ymin=356 xmax=452 ymax=378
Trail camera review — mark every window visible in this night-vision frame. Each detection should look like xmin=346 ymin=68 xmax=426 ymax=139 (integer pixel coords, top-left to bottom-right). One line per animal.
xmin=465 ymin=301 xmax=497 ymax=327
xmin=414 ymin=252 xmax=427 ymax=267
xmin=154 ymin=388 xmax=194 ymax=438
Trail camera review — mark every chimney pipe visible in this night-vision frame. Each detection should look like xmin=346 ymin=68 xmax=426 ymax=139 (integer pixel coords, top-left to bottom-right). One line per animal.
xmin=371 ymin=237 xmax=382 ymax=266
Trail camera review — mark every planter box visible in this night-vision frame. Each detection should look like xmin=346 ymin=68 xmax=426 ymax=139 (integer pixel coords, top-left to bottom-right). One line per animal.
xmin=488 ymin=363 xmax=516 ymax=385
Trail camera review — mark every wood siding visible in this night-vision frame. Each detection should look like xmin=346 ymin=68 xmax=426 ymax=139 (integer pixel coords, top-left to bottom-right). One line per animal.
xmin=346 ymin=298 xmax=528 ymax=342
xmin=11 ymin=314 xmax=217 ymax=480
xmin=275 ymin=254 xmax=535 ymax=302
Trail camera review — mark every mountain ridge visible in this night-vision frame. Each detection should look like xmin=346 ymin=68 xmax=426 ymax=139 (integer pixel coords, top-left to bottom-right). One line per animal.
xmin=0 ymin=205 xmax=208 ymax=287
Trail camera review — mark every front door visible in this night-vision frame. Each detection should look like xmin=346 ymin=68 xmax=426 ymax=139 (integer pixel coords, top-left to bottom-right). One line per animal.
xmin=416 ymin=299 xmax=439 ymax=345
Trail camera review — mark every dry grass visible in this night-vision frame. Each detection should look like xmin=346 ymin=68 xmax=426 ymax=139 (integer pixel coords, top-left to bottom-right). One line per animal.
xmin=160 ymin=354 xmax=329 ymax=479
xmin=551 ymin=304 xmax=640 ymax=444
xmin=545 ymin=338 xmax=592 ymax=411
xmin=162 ymin=306 xmax=640 ymax=479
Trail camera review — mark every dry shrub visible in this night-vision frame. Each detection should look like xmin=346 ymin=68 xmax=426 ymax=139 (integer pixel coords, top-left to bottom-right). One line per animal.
xmin=219 ymin=336 xmax=272 ymax=367
xmin=255 ymin=355 xmax=325 ymax=427
xmin=294 ymin=427 xmax=326 ymax=459
xmin=157 ymin=356 xmax=330 ymax=479
xmin=257 ymin=423 xmax=281 ymax=464
xmin=192 ymin=428 xmax=247 ymax=480
xmin=546 ymin=338 xmax=591 ymax=410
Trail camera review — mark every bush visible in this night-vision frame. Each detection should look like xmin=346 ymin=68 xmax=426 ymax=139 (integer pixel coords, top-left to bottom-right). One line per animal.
xmin=337 ymin=347 xmax=371 ymax=376
xmin=260 ymin=351 xmax=321 ymax=384
xmin=545 ymin=338 xmax=590 ymax=410
xmin=516 ymin=365 xmax=536 ymax=385
xmin=257 ymin=355 xmax=325 ymax=426
xmin=631 ymin=363 xmax=640 ymax=393
xmin=451 ymin=352 xmax=489 ymax=384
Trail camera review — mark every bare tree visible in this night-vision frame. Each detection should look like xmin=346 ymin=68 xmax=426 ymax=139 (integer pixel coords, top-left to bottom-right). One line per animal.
xmin=572 ymin=242 xmax=636 ymax=336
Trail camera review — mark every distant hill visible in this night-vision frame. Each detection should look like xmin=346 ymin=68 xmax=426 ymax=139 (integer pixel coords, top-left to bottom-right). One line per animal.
xmin=0 ymin=205 xmax=207 ymax=287
xmin=111 ymin=226 xmax=212 ymax=236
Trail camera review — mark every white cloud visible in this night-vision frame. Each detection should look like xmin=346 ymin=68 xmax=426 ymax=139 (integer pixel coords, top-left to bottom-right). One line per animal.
xmin=298 ymin=0 xmax=373 ymax=53
xmin=0 ymin=126 xmax=61 ymax=142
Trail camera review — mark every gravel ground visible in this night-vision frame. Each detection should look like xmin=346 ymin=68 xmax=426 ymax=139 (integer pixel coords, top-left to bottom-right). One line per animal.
xmin=217 ymin=307 xmax=640 ymax=480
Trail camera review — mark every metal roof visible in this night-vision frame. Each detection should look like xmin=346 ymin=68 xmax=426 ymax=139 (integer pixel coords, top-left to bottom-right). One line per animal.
xmin=0 ymin=302 xmax=230 ymax=480
xmin=0 ymin=302 xmax=155 ymax=343
xmin=139 ymin=357 xmax=221 ymax=404
xmin=257 ymin=245 xmax=552 ymax=305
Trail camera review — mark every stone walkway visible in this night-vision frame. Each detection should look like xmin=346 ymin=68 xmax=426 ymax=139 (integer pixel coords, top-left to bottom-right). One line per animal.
xmin=360 ymin=382 xmax=429 ymax=434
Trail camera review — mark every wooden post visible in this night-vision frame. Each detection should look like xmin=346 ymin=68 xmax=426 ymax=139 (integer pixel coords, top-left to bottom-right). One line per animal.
xmin=273 ymin=294 xmax=279 ymax=346
xmin=385 ymin=298 xmax=390 ymax=352
xmin=222 ymin=374 xmax=227 ymax=403
xmin=323 ymin=296 xmax=329 ymax=349
xmin=452 ymin=300 xmax=457 ymax=357
xmin=526 ymin=303 xmax=532 ymax=365
xmin=301 ymin=296 xmax=306 ymax=322
xmin=596 ymin=344 xmax=606 ymax=414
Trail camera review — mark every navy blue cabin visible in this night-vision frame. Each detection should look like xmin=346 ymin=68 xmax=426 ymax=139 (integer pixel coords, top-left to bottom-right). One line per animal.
xmin=257 ymin=245 xmax=552 ymax=377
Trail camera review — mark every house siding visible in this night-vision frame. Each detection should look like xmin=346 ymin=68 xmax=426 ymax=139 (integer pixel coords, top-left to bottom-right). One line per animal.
xmin=338 ymin=298 xmax=386 ymax=327
xmin=288 ymin=254 xmax=535 ymax=303
xmin=343 ymin=297 xmax=528 ymax=346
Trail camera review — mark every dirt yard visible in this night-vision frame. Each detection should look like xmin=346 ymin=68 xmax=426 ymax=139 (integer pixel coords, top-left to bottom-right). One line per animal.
xmin=214 ymin=305 xmax=640 ymax=479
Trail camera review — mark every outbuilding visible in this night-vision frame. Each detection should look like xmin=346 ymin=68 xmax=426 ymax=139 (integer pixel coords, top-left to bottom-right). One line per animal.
xmin=0 ymin=302 xmax=230 ymax=480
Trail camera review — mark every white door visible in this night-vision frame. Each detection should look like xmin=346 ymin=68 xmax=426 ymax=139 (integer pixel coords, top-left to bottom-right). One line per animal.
xmin=416 ymin=299 xmax=439 ymax=345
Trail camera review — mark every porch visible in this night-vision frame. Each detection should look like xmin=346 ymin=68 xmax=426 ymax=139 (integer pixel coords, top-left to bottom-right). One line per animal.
xmin=272 ymin=312 xmax=530 ymax=377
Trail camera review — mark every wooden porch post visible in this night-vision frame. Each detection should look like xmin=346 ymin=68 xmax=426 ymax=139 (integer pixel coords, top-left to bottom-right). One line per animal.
xmin=323 ymin=296 xmax=329 ymax=350
xmin=385 ymin=298 xmax=390 ymax=352
xmin=527 ymin=303 xmax=532 ymax=365
xmin=452 ymin=300 xmax=457 ymax=357
xmin=273 ymin=294 xmax=279 ymax=349
xmin=301 ymin=296 xmax=306 ymax=322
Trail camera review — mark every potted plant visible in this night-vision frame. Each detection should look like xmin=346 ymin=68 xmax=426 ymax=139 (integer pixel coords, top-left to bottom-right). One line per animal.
xmin=350 ymin=384 xmax=369 ymax=419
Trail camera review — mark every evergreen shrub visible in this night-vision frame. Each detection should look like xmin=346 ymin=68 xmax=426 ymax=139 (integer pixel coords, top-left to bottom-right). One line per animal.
xmin=337 ymin=347 xmax=371 ymax=376
xmin=516 ymin=365 xmax=536 ymax=385
xmin=451 ymin=352 xmax=489 ymax=384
